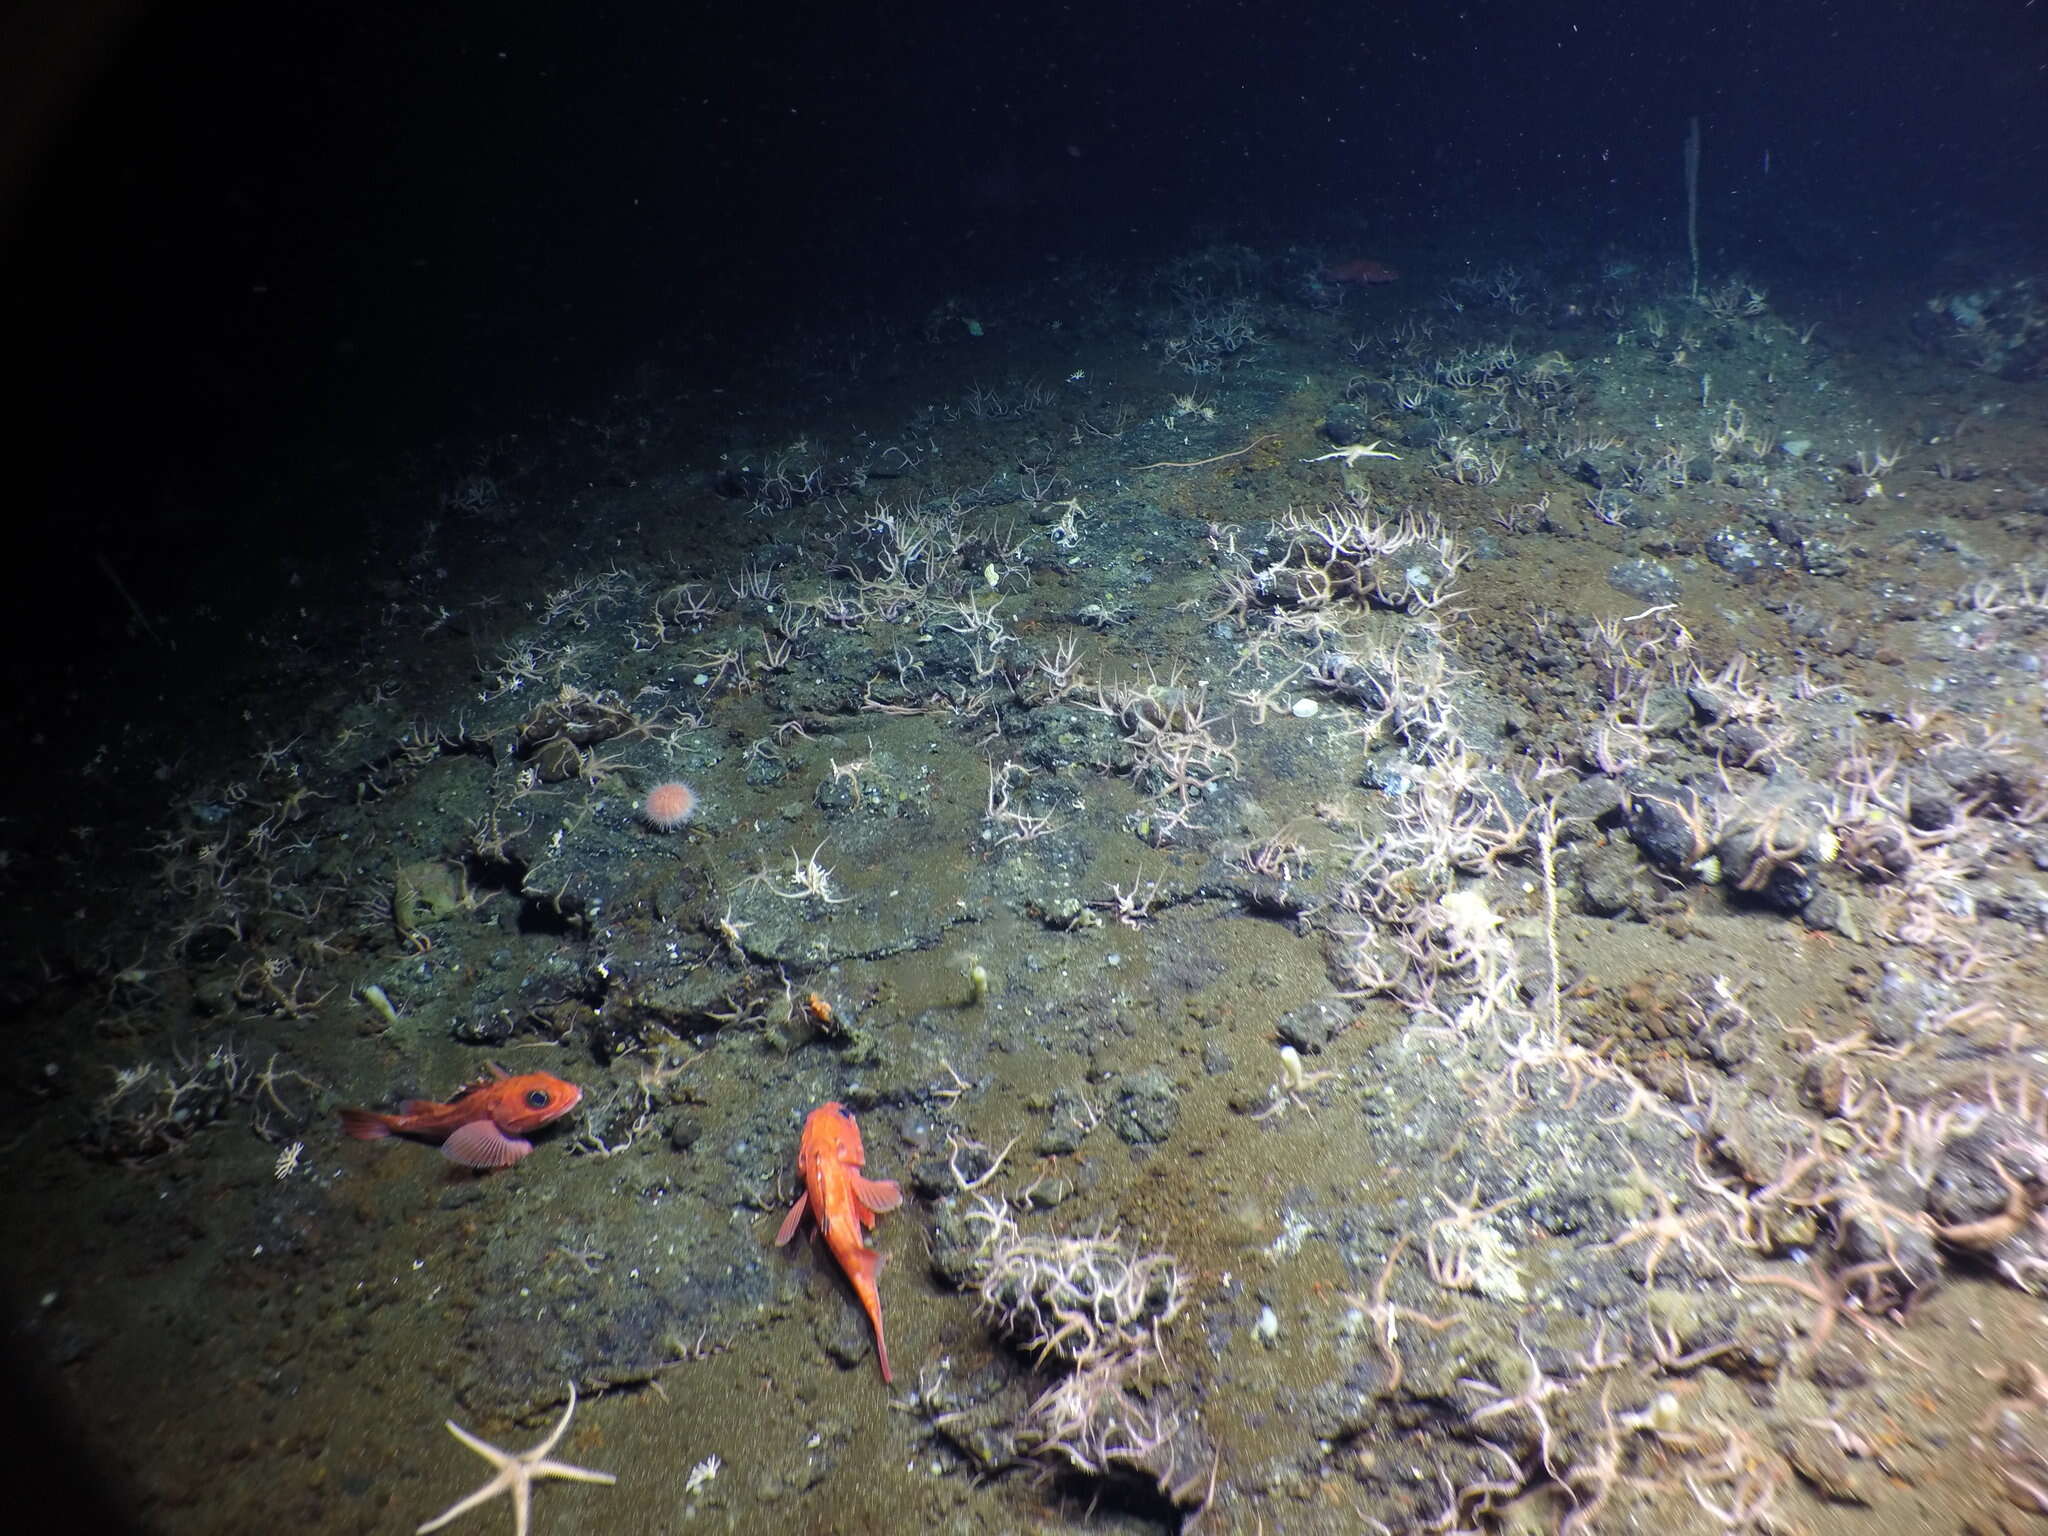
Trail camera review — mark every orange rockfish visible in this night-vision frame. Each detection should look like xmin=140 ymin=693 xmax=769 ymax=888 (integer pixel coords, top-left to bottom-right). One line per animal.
xmin=775 ymin=1101 xmax=903 ymax=1381
xmin=337 ymin=1064 xmax=582 ymax=1169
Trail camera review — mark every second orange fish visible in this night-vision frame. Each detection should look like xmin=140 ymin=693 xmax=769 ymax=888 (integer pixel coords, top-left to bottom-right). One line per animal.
xmin=775 ymin=1101 xmax=902 ymax=1381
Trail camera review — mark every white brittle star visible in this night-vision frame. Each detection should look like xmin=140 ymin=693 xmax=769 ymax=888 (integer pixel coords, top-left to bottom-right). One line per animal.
xmin=1302 ymin=442 xmax=1403 ymax=465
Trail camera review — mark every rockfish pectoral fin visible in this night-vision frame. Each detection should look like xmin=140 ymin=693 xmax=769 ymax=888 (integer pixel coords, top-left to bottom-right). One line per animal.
xmin=854 ymin=1174 xmax=902 ymax=1212
xmin=440 ymin=1119 xmax=533 ymax=1169
xmin=774 ymin=1191 xmax=810 ymax=1245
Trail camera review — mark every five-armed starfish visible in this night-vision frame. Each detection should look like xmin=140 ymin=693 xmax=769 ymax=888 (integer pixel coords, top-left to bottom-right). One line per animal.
xmin=417 ymin=1382 xmax=617 ymax=1536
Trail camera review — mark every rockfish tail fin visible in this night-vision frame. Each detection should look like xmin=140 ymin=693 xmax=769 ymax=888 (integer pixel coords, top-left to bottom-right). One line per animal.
xmin=337 ymin=1108 xmax=397 ymax=1140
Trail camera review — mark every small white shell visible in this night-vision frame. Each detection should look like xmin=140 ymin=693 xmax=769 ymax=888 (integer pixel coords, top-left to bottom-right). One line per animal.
xmin=1290 ymin=697 xmax=1320 ymax=718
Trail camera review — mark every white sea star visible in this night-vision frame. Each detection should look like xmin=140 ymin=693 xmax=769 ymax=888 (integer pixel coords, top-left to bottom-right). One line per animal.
xmin=416 ymin=1382 xmax=617 ymax=1536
